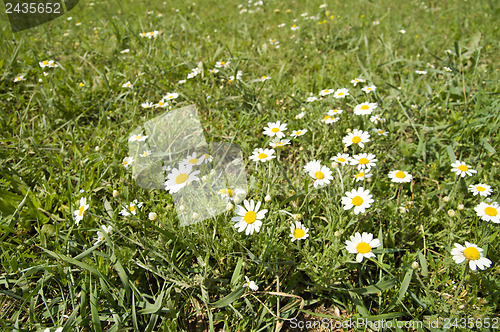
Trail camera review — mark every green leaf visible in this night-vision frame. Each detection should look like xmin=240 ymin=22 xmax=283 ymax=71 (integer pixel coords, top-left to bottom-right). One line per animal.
xmin=480 ymin=137 xmax=496 ymax=154
xmin=446 ymin=146 xmax=456 ymax=163
xmin=230 ymin=258 xmax=243 ymax=287
xmin=90 ymin=281 xmax=102 ymax=332
xmin=210 ymin=286 xmax=245 ymax=308
xmin=349 ymin=278 xmax=398 ymax=295
xmin=417 ymin=251 xmax=428 ymax=277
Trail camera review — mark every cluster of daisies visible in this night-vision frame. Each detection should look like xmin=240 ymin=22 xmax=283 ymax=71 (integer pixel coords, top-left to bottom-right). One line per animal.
xmin=141 ymin=92 xmax=179 ymax=109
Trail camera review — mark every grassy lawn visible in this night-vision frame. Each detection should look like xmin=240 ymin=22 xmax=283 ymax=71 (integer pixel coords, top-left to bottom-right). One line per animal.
xmin=1 ymin=0 xmax=499 ymax=330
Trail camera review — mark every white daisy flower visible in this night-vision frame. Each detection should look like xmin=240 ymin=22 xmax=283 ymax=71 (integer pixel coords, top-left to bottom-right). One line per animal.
xmin=14 ymin=75 xmax=25 ymax=82
xmin=330 ymin=153 xmax=350 ymax=165
xmin=306 ymin=96 xmax=318 ymax=102
xmin=164 ymin=92 xmax=179 ymax=100
xmin=291 ymin=129 xmax=307 ymax=138
xmin=119 ymin=199 xmax=143 ymax=216
xmin=269 ymin=138 xmax=291 ymax=148
xmin=362 ymin=85 xmax=376 ymax=93
xmin=94 ymin=225 xmax=113 ymax=245
xmin=354 ymin=102 xmax=377 ymax=115
xmin=165 ymin=164 xmax=200 ymax=194
xmin=350 ymin=153 xmax=377 ymax=171
xmin=373 ymin=128 xmax=388 ymax=136
xmin=141 ymin=102 xmax=154 ymax=109
xmin=350 ymin=78 xmax=366 ymax=86
xmin=39 ymin=60 xmax=56 ymax=68
xmin=290 ymin=24 xmax=299 ymax=31
xmin=200 ymin=153 xmax=213 ymax=164
xmin=290 ymin=221 xmax=309 ymax=242
xmin=122 ymin=156 xmax=134 ymax=169
xmin=327 ymin=109 xmax=343 ymax=116
xmin=243 ymin=276 xmax=259 ymax=291
xmin=210 ymin=68 xmax=219 ymax=74
xmin=303 ymin=159 xmax=322 ymax=173
xmin=178 ymin=79 xmax=187 ymax=84
xmin=259 ymin=75 xmax=271 ymax=82
xmin=278 ymin=23 xmax=286 ymax=28
xmin=249 ymin=148 xmax=276 ymax=163
xmin=180 ymin=152 xmax=205 ymax=166
xmin=370 ymin=114 xmax=386 ymax=124
xmin=451 ymin=242 xmax=492 ymax=271
xmin=468 ymin=184 xmax=492 ymax=197
xmin=155 ymin=99 xmax=168 ymax=108
xmin=345 ymin=232 xmax=381 ymax=263
xmin=263 ymin=121 xmax=287 ymax=138
xmin=219 ymin=188 xmax=246 ymax=202
xmin=388 ymin=170 xmax=413 ymax=183
xmin=128 ymin=134 xmax=148 ymax=142
xmin=232 ymin=199 xmax=267 ymax=235
xmin=474 ymin=201 xmax=499 ymax=223
xmin=120 ymin=49 xmax=130 ymax=54
xmin=415 ymin=70 xmax=427 ymax=75
xmin=73 ymin=197 xmax=89 ymax=225
xmin=295 ymin=111 xmax=306 ymax=119
xmin=444 ymin=66 xmax=452 ymax=72
xmin=399 ymin=29 xmax=406 ymax=34
xmin=307 ymin=163 xmax=333 ymax=188
xmin=334 ymin=88 xmax=349 ymax=99
xmin=450 ymin=161 xmax=477 ymax=177
xmin=321 ymin=115 xmax=340 ymax=124
xmin=122 ymin=81 xmax=133 ymax=88
xmin=148 ymin=212 xmax=158 ymax=221
xmin=354 ymin=171 xmax=373 ymax=182
xmin=341 ymin=187 xmax=374 ymax=215
xmin=342 ymin=129 xmax=370 ymax=148
xmin=372 ymin=20 xmax=380 ymax=25
xmin=215 ymin=60 xmax=231 ymax=68
xmin=140 ymin=150 xmax=152 ymax=157
xmin=319 ymin=88 xmax=334 ymax=96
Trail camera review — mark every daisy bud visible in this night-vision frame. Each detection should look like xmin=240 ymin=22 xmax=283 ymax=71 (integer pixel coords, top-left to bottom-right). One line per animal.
xmin=112 ymin=190 xmax=119 ymax=198
xmin=95 ymin=146 xmax=100 ymax=152
xmin=148 ymin=212 xmax=157 ymax=221
xmin=331 ymin=162 xmax=339 ymax=169
xmin=226 ymin=202 xmax=234 ymax=211
xmin=399 ymin=207 xmax=407 ymax=214
xmin=334 ymin=230 xmax=341 ymax=237
xmin=233 ymin=197 xmax=241 ymax=204
xmin=264 ymin=195 xmax=272 ymax=202
xmin=443 ymin=196 xmax=449 ymax=203
xmin=447 ymin=209 xmax=455 ymax=217
xmin=457 ymin=204 xmax=464 ymax=210
xmin=192 ymin=212 xmax=199 ymax=219
xmin=346 ymin=128 xmax=351 ymax=133
xmin=343 ymin=147 xmax=349 ymax=152
xmin=411 ymin=261 xmax=419 ymax=269
xmin=38 ymin=78 xmax=43 ymax=82
xmin=294 ymin=214 xmax=302 ymax=221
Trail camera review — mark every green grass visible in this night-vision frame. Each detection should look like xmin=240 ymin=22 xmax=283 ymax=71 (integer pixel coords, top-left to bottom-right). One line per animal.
xmin=1 ymin=0 xmax=500 ymax=330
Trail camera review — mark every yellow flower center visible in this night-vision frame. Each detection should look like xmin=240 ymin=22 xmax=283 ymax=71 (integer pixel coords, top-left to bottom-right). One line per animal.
xmin=176 ymin=173 xmax=189 ymax=184
xmin=271 ymin=128 xmax=280 ymax=133
xmin=43 ymin=60 xmax=49 ymax=65
xmin=123 ymin=161 xmax=129 ymax=166
xmin=227 ymin=189 xmax=234 ymax=197
xmin=358 ymin=158 xmax=369 ymax=164
xmin=136 ymin=135 xmax=142 ymax=139
xmin=352 ymin=196 xmax=364 ymax=206
xmin=220 ymin=61 xmax=225 ymax=65
xmin=130 ymin=205 xmax=135 ymax=212
xmin=463 ymin=247 xmax=480 ymax=261
xmin=485 ymin=207 xmax=497 ymax=216
xmin=378 ymin=130 xmax=384 ymax=134
xmin=315 ymin=171 xmax=325 ymax=179
xmin=476 ymin=186 xmax=485 ymax=192
xmin=294 ymin=228 xmax=305 ymax=239
xmin=78 ymin=205 xmax=85 ymax=216
xmin=458 ymin=165 xmax=468 ymax=172
xmin=356 ymin=242 xmax=371 ymax=254
xmin=395 ymin=171 xmax=406 ymax=178
xmin=292 ymin=25 xmax=297 ymax=28
xmin=244 ymin=211 xmax=257 ymax=224
xmin=352 ymin=136 xmax=361 ymax=144
xmin=356 ymin=172 xmax=364 ymax=178
xmin=204 ymin=154 xmax=210 ymax=159
xmin=296 ymin=131 xmax=301 ymax=135
xmin=338 ymin=92 xmax=344 ymax=96
xmin=360 ymin=105 xmax=370 ymax=110
xmin=337 ymin=157 xmax=345 ymax=162
xmin=258 ymin=153 xmax=268 ymax=159
xmin=262 ymin=76 xmax=267 ymax=79
xmin=324 ymin=89 xmax=329 ymax=93
xmin=324 ymin=116 xmax=331 ymax=121
xmin=188 ymin=158 xmax=199 ymax=164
